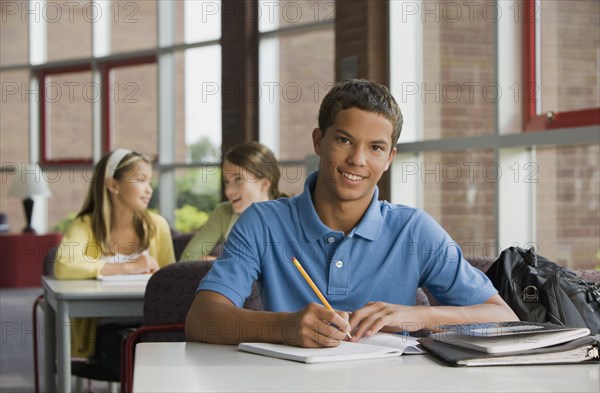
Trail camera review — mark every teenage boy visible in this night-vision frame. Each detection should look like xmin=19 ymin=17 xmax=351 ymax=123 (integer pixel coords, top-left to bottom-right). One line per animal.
xmin=186 ymin=79 xmax=517 ymax=348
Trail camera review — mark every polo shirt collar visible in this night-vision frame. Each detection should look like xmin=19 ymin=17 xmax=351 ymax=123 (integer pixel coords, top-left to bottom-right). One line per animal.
xmin=297 ymin=171 xmax=382 ymax=243
xmin=352 ymin=185 xmax=381 ymax=241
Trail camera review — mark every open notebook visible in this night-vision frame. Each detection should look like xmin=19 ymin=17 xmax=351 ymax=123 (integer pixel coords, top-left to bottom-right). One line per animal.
xmin=238 ymin=333 xmax=423 ymax=364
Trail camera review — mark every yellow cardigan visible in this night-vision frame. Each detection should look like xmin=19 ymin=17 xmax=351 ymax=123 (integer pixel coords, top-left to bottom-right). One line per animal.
xmin=54 ymin=212 xmax=175 ymax=357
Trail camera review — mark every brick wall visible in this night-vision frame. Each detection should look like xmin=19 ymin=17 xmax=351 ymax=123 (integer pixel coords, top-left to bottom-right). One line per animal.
xmin=540 ymin=0 xmax=600 ymax=113
xmin=46 ymin=1 xmax=92 ymax=62
xmin=263 ymin=0 xmax=335 ymax=196
xmin=536 ymin=0 xmax=600 ymax=269
xmin=422 ymin=0 xmax=495 ymax=140
xmin=112 ymin=63 xmax=158 ymax=157
xmin=0 ymin=0 xmax=29 ymax=66
xmin=538 ymin=145 xmax=600 ymax=270
xmin=45 ymin=71 xmax=93 ymax=160
xmin=423 ymin=150 xmax=497 ymax=260
xmin=110 ymin=0 xmax=157 ymax=54
xmin=419 ymin=0 xmax=496 ymax=258
xmin=0 ymin=70 xmax=29 ymax=233
xmin=278 ymin=29 xmax=335 ymax=163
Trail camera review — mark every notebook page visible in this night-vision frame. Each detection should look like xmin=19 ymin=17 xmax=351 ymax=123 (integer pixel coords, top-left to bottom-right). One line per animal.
xmin=97 ymin=273 xmax=152 ymax=282
xmin=359 ymin=333 xmax=424 ymax=354
xmin=238 ymin=341 xmax=402 ymax=363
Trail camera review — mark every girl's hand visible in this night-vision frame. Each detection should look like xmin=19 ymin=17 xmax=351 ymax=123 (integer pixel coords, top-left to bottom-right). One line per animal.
xmin=130 ymin=254 xmax=159 ymax=274
xmin=100 ymin=254 xmax=160 ymax=275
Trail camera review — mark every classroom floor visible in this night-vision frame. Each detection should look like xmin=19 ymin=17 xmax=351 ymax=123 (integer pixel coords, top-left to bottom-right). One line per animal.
xmin=0 ymin=287 xmax=112 ymax=393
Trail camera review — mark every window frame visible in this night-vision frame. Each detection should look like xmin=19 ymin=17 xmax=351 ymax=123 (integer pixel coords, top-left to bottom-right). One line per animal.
xmin=100 ymin=54 xmax=158 ymax=153
xmin=523 ymin=0 xmax=600 ymax=131
xmin=39 ymin=64 xmax=94 ymax=165
xmin=39 ymin=55 xmax=157 ymax=165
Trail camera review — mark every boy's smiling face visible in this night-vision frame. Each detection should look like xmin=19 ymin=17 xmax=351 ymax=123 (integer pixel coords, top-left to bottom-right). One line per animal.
xmin=312 ymin=107 xmax=397 ymax=206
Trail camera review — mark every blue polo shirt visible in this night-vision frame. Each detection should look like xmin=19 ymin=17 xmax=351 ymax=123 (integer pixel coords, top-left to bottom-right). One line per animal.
xmin=198 ymin=171 xmax=497 ymax=312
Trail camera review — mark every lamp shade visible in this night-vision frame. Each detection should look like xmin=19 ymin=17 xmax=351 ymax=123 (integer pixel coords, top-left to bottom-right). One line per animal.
xmin=8 ymin=163 xmax=52 ymax=199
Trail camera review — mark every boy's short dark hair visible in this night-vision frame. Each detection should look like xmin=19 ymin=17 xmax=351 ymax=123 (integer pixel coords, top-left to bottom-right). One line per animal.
xmin=318 ymin=79 xmax=403 ymax=146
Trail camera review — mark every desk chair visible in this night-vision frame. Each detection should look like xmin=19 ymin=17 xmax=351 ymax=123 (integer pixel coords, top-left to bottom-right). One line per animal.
xmin=121 ymin=260 xmax=262 ymax=393
xmin=32 ymin=246 xmax=120 ymax=393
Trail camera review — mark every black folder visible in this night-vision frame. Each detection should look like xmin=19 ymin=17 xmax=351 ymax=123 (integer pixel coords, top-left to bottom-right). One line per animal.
xmin=418 ymin=336 xmax=599 ymax=367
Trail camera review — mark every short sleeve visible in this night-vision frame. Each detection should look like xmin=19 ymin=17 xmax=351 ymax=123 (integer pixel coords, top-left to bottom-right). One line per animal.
xmin=413 ymin=210 xmax=497 ymax=306
xmin=196 ymin=206 xmax=263 ymax=306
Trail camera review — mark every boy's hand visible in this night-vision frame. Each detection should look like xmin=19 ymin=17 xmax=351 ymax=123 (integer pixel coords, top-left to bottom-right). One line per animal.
xmin=348 ymin=302 xmax=424 ymax=341
xmin=284 ymin=303 xmax=351 ymax=348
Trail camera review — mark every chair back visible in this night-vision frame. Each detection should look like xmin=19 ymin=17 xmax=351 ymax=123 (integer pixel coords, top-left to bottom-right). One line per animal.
xmin=43 ymin=245 xmax=58 ymax=277
xmin=140 ymin=260 xmax=262 ymax=342
xmin=171 ymin=232 xmax=195 ymax=261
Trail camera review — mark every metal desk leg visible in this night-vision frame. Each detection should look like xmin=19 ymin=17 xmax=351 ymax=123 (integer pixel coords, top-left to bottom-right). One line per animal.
xmin=56 ymin=300 xmax=71 ymax=393
xmin=43 ymin=298 xmax=57 ymax=392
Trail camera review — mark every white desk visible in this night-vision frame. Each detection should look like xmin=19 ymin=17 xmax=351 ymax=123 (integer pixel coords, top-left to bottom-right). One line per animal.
xmin=133 ymin=342 xmax=600 ymax=393
xmin=42 ymin=276 xmax=147 ymax=392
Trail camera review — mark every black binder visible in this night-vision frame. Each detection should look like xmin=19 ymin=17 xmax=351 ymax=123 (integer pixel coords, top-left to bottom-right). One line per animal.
xmin=418 ymin=336 xmax=599 ymax=367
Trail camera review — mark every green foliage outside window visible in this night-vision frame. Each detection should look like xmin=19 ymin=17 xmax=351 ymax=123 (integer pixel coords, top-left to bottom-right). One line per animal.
xmin=172 ymin=167 xmax=220 ymax=232
xmin=174 ymin=167 xmax=220 ymax=213
xmin=188 ymin=136 xmax=221 ymax=162
xmin=174 ymin=204 xmax=210 ymax=233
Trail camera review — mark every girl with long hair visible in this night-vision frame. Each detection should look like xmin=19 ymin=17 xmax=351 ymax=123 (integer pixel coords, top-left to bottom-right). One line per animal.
xmin=181 ymin=141 xmax=285 ymax=261
xmin=54 ymin=149 xmax=175 ymax=367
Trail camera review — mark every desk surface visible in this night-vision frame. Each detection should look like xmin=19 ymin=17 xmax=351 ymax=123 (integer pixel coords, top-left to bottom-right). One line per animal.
xmin=42 ymin=276 xmax=147 ymax=392
xmin=133 ymin=342 xmax=600 ymax=393
xmin=42 ymin=276 xmax=148 ymax=299
xmin=42 ymin=276 xmax=147 ymax=319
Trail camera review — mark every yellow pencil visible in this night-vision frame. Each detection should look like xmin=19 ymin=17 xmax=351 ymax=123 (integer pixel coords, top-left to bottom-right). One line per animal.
xmin=291 ymin=257 xmax=352 ymax=339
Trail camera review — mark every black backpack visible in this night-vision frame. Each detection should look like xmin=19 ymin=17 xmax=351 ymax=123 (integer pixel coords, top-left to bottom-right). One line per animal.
xmin=485 ymin=246 xmax=600 ymax=334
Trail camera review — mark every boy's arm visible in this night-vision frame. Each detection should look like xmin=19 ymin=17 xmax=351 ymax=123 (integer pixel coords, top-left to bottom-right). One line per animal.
xmin=185 ymin=290 xmax=351 ymax=347
xmin=348 ymin=294 xmax=518 ymax=341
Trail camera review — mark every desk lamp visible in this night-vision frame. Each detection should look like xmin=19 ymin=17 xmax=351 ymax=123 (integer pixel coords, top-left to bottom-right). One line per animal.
xmin=8 ymin=163 xmax=52 ymax=233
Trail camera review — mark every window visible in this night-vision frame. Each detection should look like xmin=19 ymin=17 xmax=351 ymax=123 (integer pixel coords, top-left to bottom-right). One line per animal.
xmin=0 ymin=0 xmax=28 ymax=66
xmin=46 ymin=165 xmax=95 ymax=233
xmin=390 ymin=0 xmax=600 ymax=270
xmin=174 ymin=45 xmax=222 ymax=164
xmin=175 ymin=0 xmax=221 ymax=44
xmin=259 ymin=0 xmax=335 ymax=197
xmin=0 ymin=70 xmax=30 ymax=232
xmin=46 ymin=1 xmax=93 ymax=62
xmin=108 ymin=59 xmax=158 ymax=157
xmin=167 ymin=0 xmax=223 ymax=232
xmin=536 ymin=144 xmax=600 ymax=270
xmin=523 ymin=0 xmax=600 ymax=130
xmin=41 ymin=67 xmax=93 ymax=163
xmin=172 ymin=166 xmax=220 ymax=232
xmin=390 ymin=0 xmax=498 ymax=258
xmin=422 ymin=150 xmax=497 ymax=259
xmin=421 ymin=1 xmax=496 ymax=140
xmin=1 ymin=0 xmax=223 ymax=233
xmin=110 ymin=0 xmax=157 ymax=54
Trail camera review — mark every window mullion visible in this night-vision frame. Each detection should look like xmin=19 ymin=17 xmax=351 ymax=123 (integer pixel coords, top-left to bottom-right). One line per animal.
xmin=157 ymin=0 xmax=175 ymax=223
